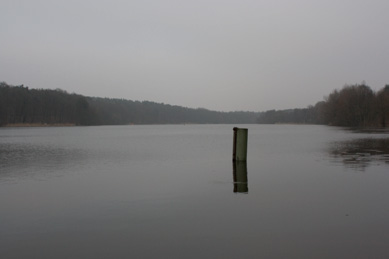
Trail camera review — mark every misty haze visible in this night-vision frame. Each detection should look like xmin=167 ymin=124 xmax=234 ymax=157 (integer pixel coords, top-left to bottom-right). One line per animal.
xmin=2 ymin=0 xmax=389 ymax=258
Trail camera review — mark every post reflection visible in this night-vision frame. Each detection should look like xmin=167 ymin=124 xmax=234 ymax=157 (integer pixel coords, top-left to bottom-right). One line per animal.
xmin=232 ymin=161 xmax=248 ymax=193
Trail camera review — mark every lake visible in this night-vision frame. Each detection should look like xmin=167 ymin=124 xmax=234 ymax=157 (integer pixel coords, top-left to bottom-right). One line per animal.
xmin=1 ymin=125 xmax=389 ymax=258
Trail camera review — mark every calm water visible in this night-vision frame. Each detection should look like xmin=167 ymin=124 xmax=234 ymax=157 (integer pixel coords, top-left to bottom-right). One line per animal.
xmin=1 ymin=125 xmax=389 ymax=258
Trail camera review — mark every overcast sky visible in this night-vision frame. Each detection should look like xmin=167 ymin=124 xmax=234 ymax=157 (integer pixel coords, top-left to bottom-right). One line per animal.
xmin=1 ymin=0 xmax=389 ymax=112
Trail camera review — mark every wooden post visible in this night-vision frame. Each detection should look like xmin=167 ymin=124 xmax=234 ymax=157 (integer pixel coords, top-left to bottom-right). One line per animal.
xmin=233 ymin=127 xmax=248 ymax=161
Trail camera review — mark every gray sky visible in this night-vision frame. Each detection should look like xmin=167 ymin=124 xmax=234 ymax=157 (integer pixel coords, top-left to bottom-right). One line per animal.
xmin=1 ymin=0 xmax=389 ymax=112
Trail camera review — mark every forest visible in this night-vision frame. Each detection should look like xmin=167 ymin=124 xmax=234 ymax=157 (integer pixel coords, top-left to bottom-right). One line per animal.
xmin=257 ymin=83 xmax=389 ymax=128
xmin=0 ymin=82 xmax=260 ymax=126
xmin=1 ymin=82 xmax=388 ymax=127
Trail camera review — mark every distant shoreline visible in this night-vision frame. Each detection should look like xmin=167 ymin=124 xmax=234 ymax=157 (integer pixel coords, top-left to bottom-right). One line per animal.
xmin=4 ymin=123 xmax=76 ymax=127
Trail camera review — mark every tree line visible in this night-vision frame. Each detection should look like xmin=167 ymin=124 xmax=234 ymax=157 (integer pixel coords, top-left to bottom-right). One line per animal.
xmin=2 ymin=82 xmax=388 ymax=127
xmin=0 ymin=82 xmax=90 ymax=126
xmin=0 ymin=82 xmax=260 ymax=126
xmin=257 ymin=83 xmax=389 ymax=128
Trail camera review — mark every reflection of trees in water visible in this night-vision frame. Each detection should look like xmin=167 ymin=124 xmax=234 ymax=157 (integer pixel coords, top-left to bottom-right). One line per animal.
xmin=329 ymin=138 xmax=389 ymax=170
xmin=0 ymin=143 xmax=86 ymax=181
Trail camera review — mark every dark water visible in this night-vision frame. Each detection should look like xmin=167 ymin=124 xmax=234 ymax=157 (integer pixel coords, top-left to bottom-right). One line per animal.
xmin=1 ymin=125 xmax=389 ymax=258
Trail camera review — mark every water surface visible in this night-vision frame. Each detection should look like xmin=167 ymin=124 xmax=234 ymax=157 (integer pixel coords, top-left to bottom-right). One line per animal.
xmin=1 ymin=125 xmax=389 ymax=258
